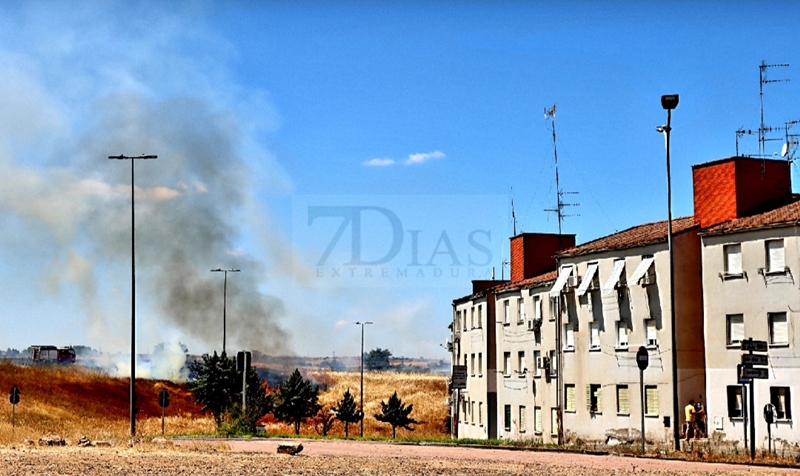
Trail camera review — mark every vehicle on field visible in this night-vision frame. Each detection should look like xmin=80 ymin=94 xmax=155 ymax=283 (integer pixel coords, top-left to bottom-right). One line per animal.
xmin=31 ymin=345 xmax=76 ymax=364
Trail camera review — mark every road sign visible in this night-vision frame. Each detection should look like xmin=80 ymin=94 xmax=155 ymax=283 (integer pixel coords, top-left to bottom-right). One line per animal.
xmin=741 ymin=367 xmax=769 ymax=379
xmin=237 ymin=351 xmax=251 ymax=372
xmin=9 ymin=385 xmax=19 ymax=405
xmin=452 ymin=365 xmax=468 ymax=389
xmin=636 ymin=346 xmax=649 ymax=371
xmin=740 ymin=339 xmax=768 ymax=352
xmin=158 ymin=388 xmax=170 ymax=408
xmin=737 ymin=364 xmax=751 ymax=384
xmin=742 ymin=354 xmax=769 ymax=366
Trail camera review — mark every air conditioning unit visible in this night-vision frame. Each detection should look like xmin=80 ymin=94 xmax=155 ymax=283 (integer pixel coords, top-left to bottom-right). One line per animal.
xmin=646 ymin=338 xmax=658 ymax=347
xmin=567 ymin=275 xmax=579 ymax=289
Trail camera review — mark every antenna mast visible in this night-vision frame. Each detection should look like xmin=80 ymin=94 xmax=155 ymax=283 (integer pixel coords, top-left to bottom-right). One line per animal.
xmin=543 ymin=104 xmax=578 ymax=235
xmin=758 ymin=61 xmax=789 ymax=156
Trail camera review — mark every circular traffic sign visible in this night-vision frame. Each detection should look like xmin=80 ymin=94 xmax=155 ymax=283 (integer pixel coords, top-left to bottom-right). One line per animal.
xmin=636 ymin=346 xmax=649 ymax=371
xmin=9 ymin=385 xmax=20 ymax=405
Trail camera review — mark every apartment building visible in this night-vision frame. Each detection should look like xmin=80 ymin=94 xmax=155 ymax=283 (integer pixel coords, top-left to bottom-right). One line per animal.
xmin=696 ymin=157 xmax=800 ymax=446
xmin=451 ymin=155 xmax=800 ymax=447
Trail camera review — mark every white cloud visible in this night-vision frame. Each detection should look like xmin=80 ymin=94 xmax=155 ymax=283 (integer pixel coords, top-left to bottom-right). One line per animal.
xmin=334 ymin=320 xmax=349 ymax=328
xmin=363 ymin=158 xmax=395 ymax=167
xmin=405 ymin=150 xmax=445 ymax=165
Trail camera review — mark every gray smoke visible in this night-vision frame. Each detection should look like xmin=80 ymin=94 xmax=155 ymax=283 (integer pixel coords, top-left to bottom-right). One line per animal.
xmin=3 ymin=92 xmax=290 ymax=356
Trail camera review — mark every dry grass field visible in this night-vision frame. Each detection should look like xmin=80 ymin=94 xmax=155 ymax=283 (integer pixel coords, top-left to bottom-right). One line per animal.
xmin=0 ymin=361 xmax=448 ymax=445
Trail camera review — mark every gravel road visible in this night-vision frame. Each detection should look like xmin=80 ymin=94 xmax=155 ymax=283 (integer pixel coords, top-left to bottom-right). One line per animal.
xmin=2 ymin=439 xmax=798 ymax=475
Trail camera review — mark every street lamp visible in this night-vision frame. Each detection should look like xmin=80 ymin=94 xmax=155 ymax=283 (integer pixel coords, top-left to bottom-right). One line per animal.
xmin=211 ymin=268 xmax=240 ymax=354
xmin=656 ymin=93 xmax=680 ymax=452
xmin=355 ymin=321 xmax=373 ymax=437
xmin=108 ymin=153 xmax=158 ymax=437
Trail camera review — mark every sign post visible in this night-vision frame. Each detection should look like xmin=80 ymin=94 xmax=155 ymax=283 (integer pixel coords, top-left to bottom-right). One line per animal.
xmin=636 ymin=346 xmax=649 ymax=455
xmin=237 ymin=351 xmax=251 ymax=414
xmin=9 ymin=385 xmax=20 ymax=434
xmin=158 ymin=388 xmax=170 ymax=435
xmin=740 ymin=338 xmax=769 ymax=460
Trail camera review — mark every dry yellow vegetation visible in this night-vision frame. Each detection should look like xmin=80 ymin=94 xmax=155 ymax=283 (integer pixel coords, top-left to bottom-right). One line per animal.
xmin=0 ymin=361 xmax=448 ymax=444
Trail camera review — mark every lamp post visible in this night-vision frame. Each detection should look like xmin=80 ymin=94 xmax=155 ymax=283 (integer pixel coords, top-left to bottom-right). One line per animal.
xmin=656 ymin=93 xmax=680 ymax=451
xmin=211 ymin=268 xmax=240 ymax=354
xmin=355 ymin=321 xmax=373 ymax=437
xmin=108 ymin=153 xmax=157 ymax=437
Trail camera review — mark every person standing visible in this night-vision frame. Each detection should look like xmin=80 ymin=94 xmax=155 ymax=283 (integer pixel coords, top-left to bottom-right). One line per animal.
xmin=684 ymin=399 xmax=696 ymax=439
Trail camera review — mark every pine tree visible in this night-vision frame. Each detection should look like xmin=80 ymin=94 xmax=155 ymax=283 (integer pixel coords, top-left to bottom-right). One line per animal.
xmin=374 ymin=391 xmax=418 ymax=439
xmin=333 ymin=388 xmax=362 ymax=437
xmin=272 ymin=368 xmax=321 ymax=435
xmin=188 ymin=351 xmax=238 ymax=427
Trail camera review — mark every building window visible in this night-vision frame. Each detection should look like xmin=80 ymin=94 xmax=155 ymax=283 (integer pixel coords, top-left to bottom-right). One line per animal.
xmin=551 ymin=408 xmax=559 ymax=435
xmin=533 ymin=350 xmax=541 ymax=377
xmin=534 ymin=406 xmax=542 ymax=434
xmin=645 ymin=385 xmax=658 ymax=416
xmin=549 ymin=350 xmax=557 ymax=376
xmin=565 ymin=384 xmax=576 ymax=412
xmin=477 ymin=353 xmax=482 ymax=376
xmin=766 ymin=239 xmax=786 ymax=273
xmin=769 ymin=312 xmax=789 ymax=346
xmin=589 ymin=321 xmax=600 ymax=350
xmin=727 ymin=386 xmax=743 ymax=418
xmin=463 ymin=354 xmax=468 ymax=374
xmin=471 ymin=400 xmax=475 ymax=424
xmin=771 ymin=387 xmax=792 ymax=420
xmin=550 ymin=296 xmax=558 ymax=320
xmin=616 ymin=385 xmax=630 ymax=415
xmin=463 ymin=309 xmax=467 ymax=331
xmin=588 ymin=384 xmax=602 ymax=414
xmin=518 ymin=351 xmax=526 ymax=376
xmin=616 ymin=321 xmax=629 ymax=349
xmin=470 ymin=354 xmax=475 ymax=376
xmin=470 ymin=307 xmax=475 ymax=329
xmin=645 ymin=319 xmax=657 ymax=348
xmin=519 ymin=406 xmax=527 ymax=433
xmin=503 ymin=300 xmax=510 ymax=325
xmin=534 ymin=296 xmax=542 ymax=322
xmin=477 ymin=305 xmax=483 ymax=328
xmin=564 ymin=323 xmax=575 ymax=350
xmin=724 ymin=244 xmax=743 ymax=275
xmin=504 ymin=405 xmax=512 ymax=431
xmin=503 ymin=352 xmax=511 ymax=377
xmin=455 ymin=310 xmax=461 ymax=332
xmin=478 ymin=402 xmax=483 ymax=426
xmin=726 ymin=314 xmax=744 ymax=346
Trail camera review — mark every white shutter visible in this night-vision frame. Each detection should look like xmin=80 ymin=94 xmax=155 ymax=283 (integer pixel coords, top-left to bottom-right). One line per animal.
xmin=725 ymin=244 xmax=742 ymax=274
xmin=590 ymin=322 xmax=600 ymax=348
xmin=646 ymin=319 xmax=657 ymax=342
xmin=565 ymin=323 xmax=575 ymax=348
xmin=618 ymin=385 xmax=629 ymax=414
xmin=576 ymin=263 xmax=599 ymax=297
xmin=551 ymin=408 xmax=558 ymax=435
xmin=768 ymin=240 xmax=785 ymax=272
xmin=566 ymin=385 xmax=576 ymax=411
xmin=771 ymin=313 xmax=789 ymax=345
xmin=729 ymin=314 xmax=744 ymax=344
xmin=645 ymin=386 xmax=659 ymax=416
xmin=602 ymin=259 xmax=626 ymax=296
xmin=617 ymin=322 xmax=629 ymax=346
xmin=519 ymin=298 xmax=526 ymax=323
xmin=535 ymin=407 xmax=542 ymax=433
xmin=535 ymin=296 xmax=542 ymax=321
xmin=504 ymin=300 xmax=510 ymax=324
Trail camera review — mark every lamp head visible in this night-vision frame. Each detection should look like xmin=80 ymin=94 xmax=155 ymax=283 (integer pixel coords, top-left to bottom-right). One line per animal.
xmin=661 ymin=94 xmax=679 ymax=110
xmin=655 ymin=125 xmax=669 ymax=133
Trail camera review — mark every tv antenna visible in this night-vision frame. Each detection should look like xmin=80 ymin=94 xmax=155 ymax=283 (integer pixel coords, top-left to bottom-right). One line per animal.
xmin=758 ymin=61 xmax=789 ymax=156
xmin=542 ymin=104 xmax=579 ymax=235
xmin=782 ymin=119 xmax=800 ymax=162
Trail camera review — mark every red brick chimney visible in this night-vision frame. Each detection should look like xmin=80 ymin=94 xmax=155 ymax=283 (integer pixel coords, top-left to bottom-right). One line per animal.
xmin=692 ymin=157 xmax=792 ymax=228
xmin=510 ymin=233 xmax=575 ymax=283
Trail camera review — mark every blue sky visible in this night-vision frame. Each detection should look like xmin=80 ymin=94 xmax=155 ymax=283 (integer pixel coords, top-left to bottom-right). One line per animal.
xmin=0 ymin=1 xmax=799 ymax=362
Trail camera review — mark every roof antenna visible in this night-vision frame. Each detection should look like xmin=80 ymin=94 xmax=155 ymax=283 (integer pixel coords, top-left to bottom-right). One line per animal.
xmin=543 ymin=104 xmax=579 ymax=242
xmin=511 ymin=186 xmax=517 ymax=235
xmin=758 ymin=61 xmax=789 ymax=156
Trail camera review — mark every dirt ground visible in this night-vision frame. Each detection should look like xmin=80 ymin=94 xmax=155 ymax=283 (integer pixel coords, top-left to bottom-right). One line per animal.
xmin=2 ymin=438 xmax=799 ymax=475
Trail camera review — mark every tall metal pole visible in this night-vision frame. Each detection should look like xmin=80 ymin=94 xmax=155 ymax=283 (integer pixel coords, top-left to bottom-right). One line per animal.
xmin=640 ymin=367 xmax=646 ymax=454
xmin=108 ymin=154 xmax=157 ymax=438
xmin=355 ymin=321 xmax=373 ymax=437
xmin=211 ymin=268 xmax=240 ymax=354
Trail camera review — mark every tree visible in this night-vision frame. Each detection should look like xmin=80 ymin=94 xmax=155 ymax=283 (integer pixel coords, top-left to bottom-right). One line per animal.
xmin=374 ymin=391 xmax=419 ymax=439
xmin=364 ymin=348 xmax=392 ymax=371
xmin=333 ymin=388 xmax=362 ymax=437
xmin=188 ymin=351 xmax=238 ymax=427
xmin=312 ymin=406 xmax=336 ymax=436
xmin=272 ymin=368 xmax=321 ymax=435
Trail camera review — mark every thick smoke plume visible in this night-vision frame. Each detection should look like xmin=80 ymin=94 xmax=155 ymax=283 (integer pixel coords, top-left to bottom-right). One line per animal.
xmin=2 ymin=92 xmax=290 ymax=360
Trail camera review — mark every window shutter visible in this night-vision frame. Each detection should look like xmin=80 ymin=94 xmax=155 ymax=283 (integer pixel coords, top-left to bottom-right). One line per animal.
xmin=551 ymin=408 xmax=558 ymax=435
xmin=597 ymin=386 xmax=602 ymax=412
xmin=645 ymin=386 xmax=658 ymax=416
xmin=618 ymin=322 xmax=628 ymax=346
xmin=566 ymin=324 xmax=575 ymax=348
xmin=646 ymin=319 xmax=657 ymax=341
xmin=504 ymin=300 xmax=510 ymax=324
xmin=729 ymin=314 xmax=744 ymax=343
xmin=566 ymin=385 xmax=575 ymax=411
xmin=535 ymin=407 xmax=542 ymax=433
xmin=591 ymin=322 xmax=600 ymax=347
xmin=726 ymin=244 xmax=742 ymax=274
xmin=618 ymin=386 xmax=629 ymax=414
xmin=536 ymin=297 xmax=543 ymax=321
xmin=771 ymin=313 xmax=788 ymax=344
xmin=586 ymin=385 xmax=592 ymax=411
xmin=768 ymin=240 xmax=785 ymax=272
